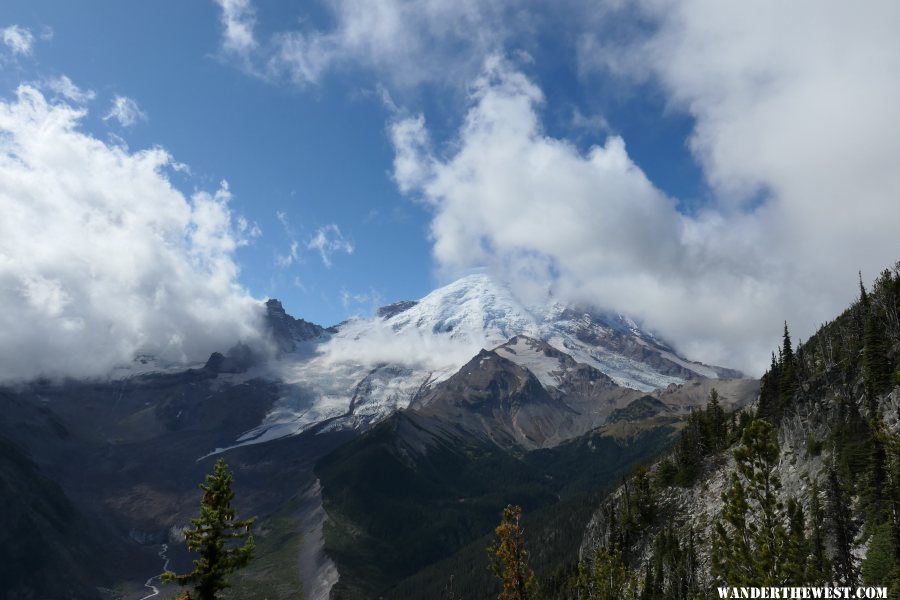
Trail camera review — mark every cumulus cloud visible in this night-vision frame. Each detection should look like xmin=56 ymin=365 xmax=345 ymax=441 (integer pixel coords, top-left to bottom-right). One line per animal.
xmin=0 ymin=85 xmax=264 ymax=382
xmin=214 ymin=0 xmax=525 ymax=88
xmin=307 ymin=224 xmax=354 ymax=267
xmin=2 ymin=25 xmax=34 ymax=56
xmin=391 ymin=52 xmax=900 ymax=375
xmin=104 ymin=95 xmax=147 ymax=127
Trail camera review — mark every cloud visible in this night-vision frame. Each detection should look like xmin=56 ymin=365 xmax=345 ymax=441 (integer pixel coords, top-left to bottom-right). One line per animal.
xmin=391 ymin=54 xmax=900 ymax=375
xmin=319 ymin=317 xmax=484 ymax=373
xmin=307 ymin=224 xmax=353 ymax=267
xmin=44 ymin=75 xmax=95 ymax=103
xmin=104 ymin=95 xmax=147 ymax=127
xmin=215 ymin=0 xmax=257 ymax=53
xmin=214 ymin=0 xmax=526 ymax=88
xmin=340 ymin=287 xmax=382 ymax=312
xmin=2 ymin=25 xmax=34 ymax=56
xmin=277 ymin=240 xmax=301 ymax=267
xmin=0 ymin=84 xmax=264 ymax=382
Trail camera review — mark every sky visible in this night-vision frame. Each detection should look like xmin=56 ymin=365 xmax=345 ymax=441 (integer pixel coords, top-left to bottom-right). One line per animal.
xmin=1 ymin=0 xmax=898 ymax=381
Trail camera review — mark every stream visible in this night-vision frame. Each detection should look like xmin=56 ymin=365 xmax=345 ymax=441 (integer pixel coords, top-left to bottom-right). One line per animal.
xmin=138 ymin=544 xmax=170 ymax=600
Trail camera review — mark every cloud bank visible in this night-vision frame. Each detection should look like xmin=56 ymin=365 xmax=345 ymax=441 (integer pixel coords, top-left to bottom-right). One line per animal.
xmin=391 ymin=49 xmax=900 ymax=375
xmin=0 ymin=85 xmax=264 ymax=381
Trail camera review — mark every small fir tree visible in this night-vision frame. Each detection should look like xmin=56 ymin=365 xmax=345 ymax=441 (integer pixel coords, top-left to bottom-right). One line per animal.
xmin=712 ymin=419 xmax=790 ymax=586
xmin=487 ymin=504 xmax=538 ymax=600
xmin=162 ymin=459 xmax=256 ymax=600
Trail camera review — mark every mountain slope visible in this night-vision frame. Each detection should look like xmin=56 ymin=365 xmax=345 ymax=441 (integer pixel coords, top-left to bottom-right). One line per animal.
xmin=237 ymin=273 xmax=740 ymax=451
xmin=314 ymin=337 xmax=757 ymax=599
xmin=577 ymin=263 xmax=900 ymax=596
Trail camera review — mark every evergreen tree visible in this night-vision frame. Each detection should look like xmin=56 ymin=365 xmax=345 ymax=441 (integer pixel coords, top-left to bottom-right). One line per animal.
xmin=487 ymin=505 xmax=539 ymax=600
xmin=861 ymin=419 xmax=890 ymax=530
xmin=859 ymin=271 xmax=870 ymax=310
xmin=162 ymin=459 xmax=256 ymax=600
xmin=826 ymin=465 xmax=857 ymax=586
xmin=706 ymin=389 xmax=728 ymax=453
xmin=861 ymin=522 xmax=900 ymax=591
xmin=712 ymin=420 xmax=790 ymax=586
xmin=784 ymin=497 xmax=809 ymax=584
xmin=778 ymin=323 xmax=797 ymax=411
xmin=577 ymin=546 xmax=638 ymax=600
xmin=807 ymin=480 xmax=831 ymax=582
xmin=864 ymin=308 xmax=892 ymax=396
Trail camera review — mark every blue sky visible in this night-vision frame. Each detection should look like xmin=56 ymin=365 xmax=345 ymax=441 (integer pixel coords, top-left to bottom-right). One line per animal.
xmin=1 ymin=0 xmax=898 ymax=378
xmin=0 ymin=0 xmax=704 ymax=326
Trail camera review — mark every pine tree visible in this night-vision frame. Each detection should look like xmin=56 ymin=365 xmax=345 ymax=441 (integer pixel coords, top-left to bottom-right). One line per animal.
xmin=578 ymin=546 xmax=638 ymax=600
xmin=864 ymin=307 xmax=892 ymax=396
xmin=706 ymin=389 xmax=728 ymax=452
xmin=712 ymin=420 xmax=790 ymax=586
xmin=826 ymin=465 xmax=857 ymax=586
xmin=778 ymin=323 xmax=797 ymax=411
xmin=784 ymin=497 xmax=809 ymax=584
xmin=487 ymin=505 xmax=538 ymax=600
xmin=807 ymin=479 xmax=831 ymax=582
xmin=163 ymin=459 xmax=256 ymax=600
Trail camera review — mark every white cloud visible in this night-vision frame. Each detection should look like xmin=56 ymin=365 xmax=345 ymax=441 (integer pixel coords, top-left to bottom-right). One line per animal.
xmin=104 ymin=95 xmax=147 ymax=127
xmin=0 ymin=84 xmax=264 ymax=382
xmin=277 ymin=240 xmax=301 ymax=267
xmin=340 ymin=287 xmax=382 ymax=312
xmin=215 ymin=0 xmax=257 ymax=53
xmin=2 ymin=25 xmax=34 ymax=56
xmin=215 ymin=0 xmax=525 ymax=88
xmin=307 ymin=224 xmax=354 ymax=267
xmin=391 ymin=54 xmax=900 ymax=375
xmin=44 ymin=75 xmax=95 ymax=103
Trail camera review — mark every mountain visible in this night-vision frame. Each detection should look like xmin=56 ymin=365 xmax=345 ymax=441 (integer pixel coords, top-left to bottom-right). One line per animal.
xmin=235 ymin=273 xmax=741 ymax=452
xmin=0 ymin=271 xmax=752 ymax=599
xmin=312 ymin=337 xmax=755 ymax=598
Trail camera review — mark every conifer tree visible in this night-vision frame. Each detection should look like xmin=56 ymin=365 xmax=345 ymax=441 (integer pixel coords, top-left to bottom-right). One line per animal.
xmin=712 ymin=420 xmax=790 ymax=586
xmin=807 ymin=479 xmax=831 ymax=582
xmin=163 ymin=459 xmax=255 ymax=600
xmin=577 ymin=546 xmax=638 ymax=600
xmin=784 ymin=497 xmax=809 ymax=584
xmin=826 ymin=465 xmax=857 ymax=586
xmin=778 ymin=323 xmax=797 ymax=411
xmin=864 ymin=308 xmax=892 ymax=396
xmin=487 ymin=505 xmax=538 ymax=600
xmin=706 ymin=389 xmax=728 ymax=452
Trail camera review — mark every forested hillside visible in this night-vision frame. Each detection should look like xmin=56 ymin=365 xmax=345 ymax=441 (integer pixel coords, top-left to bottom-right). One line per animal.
xmin=571 ymin=263 xmax=900 ymax=598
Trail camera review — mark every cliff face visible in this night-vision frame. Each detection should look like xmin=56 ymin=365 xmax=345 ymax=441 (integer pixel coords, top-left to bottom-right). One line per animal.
xmin=580 ymin=390 xmax=900 ymax=575
xmin=580 ymin=264 xmax=900 ymax=591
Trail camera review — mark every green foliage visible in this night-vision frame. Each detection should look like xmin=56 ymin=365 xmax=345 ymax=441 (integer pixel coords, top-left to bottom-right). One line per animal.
xmin=673 ymin=389 xmax=733 ymax=486
xmin=645 ymin=526 xmax=699 ymax=600
xmin=162 ymin=458 xmax=256 ymax=600
xmin=576 ymin=546 xmax=639 ymax=600
xmin=864 ymin=307 xmax=893 ymax=396
xmin=323 ymin=413 xmax=675 ymax=599
xmin=861 ymin=522 xmax=900 ymax=588
xmin=807 ymin=480 xmax=831 ymax=582
xmin=826 ymin=465 xmax=858 ymax=586
xmin=805 ymin=433 xmax=823 ymax=457
xmin=487 ymin=505 xmax=539 ymax=600
xmin=712 ymin=420 xmax=792 ymax=586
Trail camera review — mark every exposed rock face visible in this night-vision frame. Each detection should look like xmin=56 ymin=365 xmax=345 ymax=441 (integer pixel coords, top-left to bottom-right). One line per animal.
xmin=376 ymin=300 xmax=418 ymax=319
xmin=265 ymin=298 xmax=331 ymax=354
